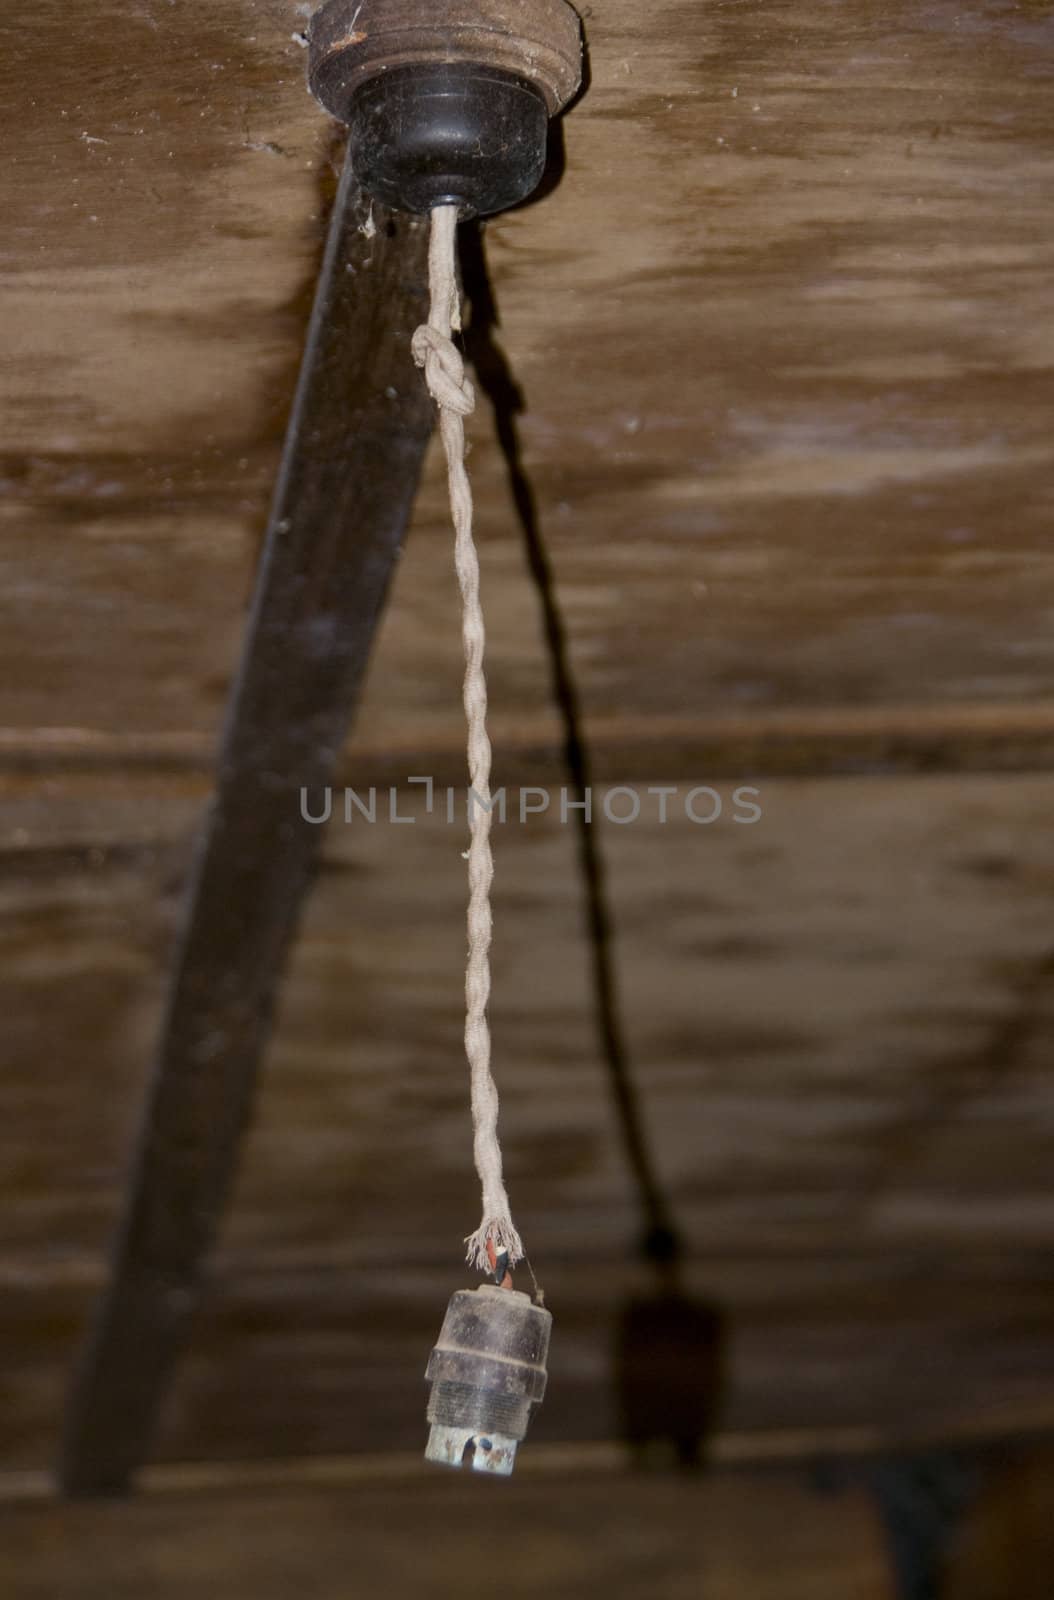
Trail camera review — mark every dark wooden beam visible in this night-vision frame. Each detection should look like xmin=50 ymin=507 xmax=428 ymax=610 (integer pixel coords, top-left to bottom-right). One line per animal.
xmin=57 ymin=154 xmax=434 ymax=1495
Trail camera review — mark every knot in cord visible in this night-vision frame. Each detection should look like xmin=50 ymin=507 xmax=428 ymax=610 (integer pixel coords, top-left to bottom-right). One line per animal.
xmin=413 ymin=203 xmax=524 ymax=1276
xmin=412 ymin=324 xmax=476 ymax=418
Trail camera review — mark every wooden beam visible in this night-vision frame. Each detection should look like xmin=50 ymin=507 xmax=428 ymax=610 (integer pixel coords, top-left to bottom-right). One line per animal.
xmin=57 ymin=154 xmax=434 ymax=1496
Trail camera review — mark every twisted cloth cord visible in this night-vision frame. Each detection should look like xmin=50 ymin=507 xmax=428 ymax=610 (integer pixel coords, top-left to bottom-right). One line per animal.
xmin=412 ymin=205 xmax=524 ymax=1272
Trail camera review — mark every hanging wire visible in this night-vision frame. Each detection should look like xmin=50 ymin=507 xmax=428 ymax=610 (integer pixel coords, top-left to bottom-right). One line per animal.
xmin=460 ymin=221 xmax=681 ymax=1270
xmin=412 ymin=206 xmax=524 ymax=1272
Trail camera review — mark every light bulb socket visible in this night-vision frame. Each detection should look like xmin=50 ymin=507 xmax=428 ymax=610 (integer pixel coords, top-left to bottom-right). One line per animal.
xmin=424 ymin=1285 xmax=552 ymax=1475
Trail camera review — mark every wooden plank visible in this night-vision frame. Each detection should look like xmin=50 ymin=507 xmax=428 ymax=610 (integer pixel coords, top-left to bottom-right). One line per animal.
xmin=3 ymin=0 xmax=1054 ymax=750
xmin=0 ymin=1471 xmax=895 ymax=1600
xmin=56 ymin=157 xmax=434 ymax=1495
xmin=6 ymin=699 xmax=1054 ymax=785
xmin=2 ymin=0 xmax=1054 ymax=1499
xmin=0 ymin=775 xmax=1047 ymax=1473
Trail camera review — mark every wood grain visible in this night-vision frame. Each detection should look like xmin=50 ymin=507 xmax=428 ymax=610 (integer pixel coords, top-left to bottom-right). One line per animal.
xmin=0 ymin=1470 xmax=895 ymax=1600
xmin=1 ymin=0 xmax=1053 ymax=746
xmin=1 ymin=0 xmax=1053 ymax=1487
xmin=2 ymin=775 xmax=1053 ymax=1469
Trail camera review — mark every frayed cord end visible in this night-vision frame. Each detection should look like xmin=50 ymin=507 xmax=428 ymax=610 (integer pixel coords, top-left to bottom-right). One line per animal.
xmin=465 ymin=1217 xmax=525 ymax=1274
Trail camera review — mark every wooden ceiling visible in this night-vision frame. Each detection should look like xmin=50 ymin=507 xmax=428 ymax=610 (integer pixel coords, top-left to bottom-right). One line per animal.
xmin=2 ymin=0 xmax=1053 ymax=1482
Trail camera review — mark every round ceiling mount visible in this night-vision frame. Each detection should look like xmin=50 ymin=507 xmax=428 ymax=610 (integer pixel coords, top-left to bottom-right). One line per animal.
xmin=307 ymin=0 xmax=583 ymax=217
